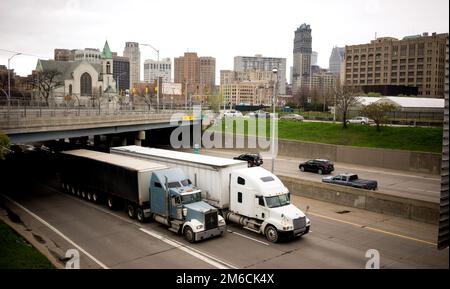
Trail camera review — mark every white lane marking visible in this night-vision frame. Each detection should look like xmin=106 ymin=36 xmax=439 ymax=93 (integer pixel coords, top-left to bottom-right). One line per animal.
xmin=227 ymin=229 xmax=270 ymax=246
xmin=140 ymin=228 xmax=237 ymax=269
xmin=37 ymin=183 xmax=239 ymax=269
xmin=2 ymin=195 xmax=109 ymax=269
xmin=407 ymin=187 xmax=439 ymax=194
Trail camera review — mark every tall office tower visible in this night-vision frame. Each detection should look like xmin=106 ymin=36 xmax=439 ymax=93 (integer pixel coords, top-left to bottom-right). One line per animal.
xmin=234 ymin=55 xmax=286 ymax=95
xmin=329 ymin=46 xmax=345 ymax=75
xmin=292 ymin=23 xmax=312 ymax=93
xmin=144 ymin=58 xmax=172 ymax=84
xmin=123 ymin=42 xmax=141 ymax=89
xmin=199 ymin=57 xmax=216 ymax=94
xmin=174 ymin=52 xmax=200 ymax=96
xmin=112 ymin=52 xmax=130 ymax=91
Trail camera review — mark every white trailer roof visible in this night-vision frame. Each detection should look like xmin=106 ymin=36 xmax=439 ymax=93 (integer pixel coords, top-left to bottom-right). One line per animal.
xmin=111 ymin=146 xmax=246 ymax=168
xmin=62 ymin=149 xmax=167 ymax=172
xmin=356 ymin=96 xmax=444 ymax=108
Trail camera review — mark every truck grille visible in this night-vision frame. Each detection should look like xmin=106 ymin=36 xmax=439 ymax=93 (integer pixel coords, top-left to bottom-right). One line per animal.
xmin=205 ymin=211 xmax=218 ymax=230
xmin=293 ymin=217 xmax=306 ymax=230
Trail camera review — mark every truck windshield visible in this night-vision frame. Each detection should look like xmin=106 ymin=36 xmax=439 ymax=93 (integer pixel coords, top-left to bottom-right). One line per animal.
xmin=181 ymin=192 xmax=202 ymax=204
xmin=168 ymin=182 xmax=181 ymax=188
xmin=181 ymin=179 xmax=192 ymax=186
xmin=265 ymin=194 xmax=290 ymax=208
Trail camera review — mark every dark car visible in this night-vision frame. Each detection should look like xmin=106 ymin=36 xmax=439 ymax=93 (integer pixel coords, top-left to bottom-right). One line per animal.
xmin=322 ymin=173 xmax=378 ymax=190
xmin=299 ymin=159 xmax=334 ymax=175
xmin=234 ymin=153 xmax=263 ymax=167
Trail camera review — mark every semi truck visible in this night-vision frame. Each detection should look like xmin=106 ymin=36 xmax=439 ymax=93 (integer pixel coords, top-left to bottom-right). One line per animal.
xmin=59 ymin=149 xmax=226 ymax=242
xmin=111 ymin=146 xmax=310 ymax=243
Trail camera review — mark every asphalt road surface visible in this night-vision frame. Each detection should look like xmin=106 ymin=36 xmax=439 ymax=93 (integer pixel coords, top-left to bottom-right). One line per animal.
xmin=197 ymin=149 xmax=441 ymax=203
xmin=1 ymin=177 xmax=447 ymax=269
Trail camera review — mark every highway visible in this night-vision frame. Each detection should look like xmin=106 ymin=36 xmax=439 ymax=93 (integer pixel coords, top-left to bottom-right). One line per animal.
xmin=1 ymin=175 xmax=447 ymax=269
xmin=196 ymin=149 xmax=441 ymax=203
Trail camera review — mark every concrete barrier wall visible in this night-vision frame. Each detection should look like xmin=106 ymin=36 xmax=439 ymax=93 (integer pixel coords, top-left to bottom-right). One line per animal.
xmin=279 ymin=175 xmax=440 ymax=224
xmin=213 ymin=133 xmax=441 ymax=174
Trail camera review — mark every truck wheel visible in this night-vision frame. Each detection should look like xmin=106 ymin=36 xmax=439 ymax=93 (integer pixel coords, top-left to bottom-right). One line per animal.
xmin=107 ymin=195 xmax=115 ymax=210
xmin=183 ymin=226 xmax=195 ymax=243
xmin=136 ymin=208 xmax=146 ymax=223
xmin=265 ymin=225 xmax=279 ymax=243
xmin=318 ymin=169 xmax=323 ymax=175
xmin=127 ymin=204 xmax=136 ymax=219
xmin=300 ymin=166 xmax=305 ymax=172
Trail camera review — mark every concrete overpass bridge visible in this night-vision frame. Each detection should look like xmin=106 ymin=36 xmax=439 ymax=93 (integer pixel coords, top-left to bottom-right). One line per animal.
xmin=0 ymin=105 xmax=202 ymax=144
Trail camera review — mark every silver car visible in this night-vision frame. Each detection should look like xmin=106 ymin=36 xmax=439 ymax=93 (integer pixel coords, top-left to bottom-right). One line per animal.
xmin=346 ymin=116 xmax=371 ymax=125
xmin=280 ymin=114 xmax=304 ymax=121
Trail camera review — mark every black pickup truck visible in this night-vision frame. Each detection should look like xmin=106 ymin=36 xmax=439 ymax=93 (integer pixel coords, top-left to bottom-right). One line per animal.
xmin=322 ymin=173 xmax=378 ymax=190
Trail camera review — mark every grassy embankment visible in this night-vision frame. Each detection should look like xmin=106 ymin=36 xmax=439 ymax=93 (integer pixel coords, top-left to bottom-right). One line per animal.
xmin=213 ymin=119 xmax=442 ymax=153
xmin=0 ymin=220 xmax=55 ymax=269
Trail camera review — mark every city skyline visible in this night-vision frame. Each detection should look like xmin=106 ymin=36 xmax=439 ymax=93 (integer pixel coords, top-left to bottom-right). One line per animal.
xmin=0 ymin=0 xmax=448 ymax=82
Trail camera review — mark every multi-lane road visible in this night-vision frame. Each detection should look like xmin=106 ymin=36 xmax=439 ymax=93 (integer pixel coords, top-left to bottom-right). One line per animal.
xmin=1 ymin=175 xmax=447 ymax=269
xmin=197 ymin=149 xmax=441 ymax=203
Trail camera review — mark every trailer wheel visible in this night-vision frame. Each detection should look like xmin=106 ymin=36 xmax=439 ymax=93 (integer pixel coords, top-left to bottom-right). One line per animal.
xmin=92 ymin=192 xmax=99 ymax=203
xmin=81 ymin=190 xmax=87 ymax=199
xmin=265 ymin=225 xmax=279 ymax=243
xmin=183 ymin=226 xmax=195 ymax=243
xmin=107 ymin=195 xmax=115 ymax=210
xmin=127 ymin=204 xmax=136 ymax=219
xmin=136 ymin=208 xmax=145 ymax=223
xmin=87 ymin=192 xmax=92 ymax=201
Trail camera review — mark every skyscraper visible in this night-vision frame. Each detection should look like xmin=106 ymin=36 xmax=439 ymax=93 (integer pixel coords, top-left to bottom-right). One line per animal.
xmin=234 ymin=55 xmax=286 ymax=95
xmin=112 ymin=52 xmax=130 ymax=92
xmin=174 ymin=52 xmax=216 ymax=96
xmin=199 ymin=57 xmax=216 ymax=94
xmin=329 ymin=46 xmax=345 ymax=75
xmin=123 ymin=42 xmax=140 ymax=89
xmin=292 ymin=23 xmax=312 ymax=93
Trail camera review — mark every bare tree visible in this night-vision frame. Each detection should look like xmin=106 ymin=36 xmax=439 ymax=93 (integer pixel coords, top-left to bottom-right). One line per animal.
xmin=333 ymin=84 xmax=362 ymax=128
xmin=34 ymin=70 xmax=62 ymax=105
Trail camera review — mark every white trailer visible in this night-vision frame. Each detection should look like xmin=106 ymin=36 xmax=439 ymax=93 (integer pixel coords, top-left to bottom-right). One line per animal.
xmin=111 ymin=146 xmax=311 ymax=242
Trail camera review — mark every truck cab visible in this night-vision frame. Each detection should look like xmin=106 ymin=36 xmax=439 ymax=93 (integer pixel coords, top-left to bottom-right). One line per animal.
xmin=228 ymin=167 xmax=310 ymax=242
xmin=149 ymin=168 xmax=226 ymax=242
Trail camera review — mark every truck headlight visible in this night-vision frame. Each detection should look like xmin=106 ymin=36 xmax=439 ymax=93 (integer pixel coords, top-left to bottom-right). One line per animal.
xmin=218 ymin=216 xmax=226 ymax=225
xmin=281 ymin=215 xmax=290 ymax=227
xmin=196 ymin=225 xmax=203 ymax=230
xmin=182 ymin=208 xmax=187 ymax=217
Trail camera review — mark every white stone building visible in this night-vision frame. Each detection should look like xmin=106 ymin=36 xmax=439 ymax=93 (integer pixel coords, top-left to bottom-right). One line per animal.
xmin=144 ymin=58 xmax=172 ymax=84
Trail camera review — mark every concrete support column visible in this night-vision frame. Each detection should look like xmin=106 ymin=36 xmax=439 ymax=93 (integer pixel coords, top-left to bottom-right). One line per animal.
xmin=94 ymin=135 xmax=101 ymax=147
xmin=135 ymin=131 xmax=145 ymax=146
xmin=121 ymin=137 xmax=127 ymax=146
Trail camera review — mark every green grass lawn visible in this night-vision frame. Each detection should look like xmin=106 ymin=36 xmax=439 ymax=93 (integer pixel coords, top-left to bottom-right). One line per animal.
xmin=0 ymin=220 xmax=55 ymax=269
xmin=213 ymin=119 xmax=443 ymax=153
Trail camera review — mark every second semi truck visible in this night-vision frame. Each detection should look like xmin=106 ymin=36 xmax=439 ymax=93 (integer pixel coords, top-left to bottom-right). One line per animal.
xmin=59 ymin=149 xmax=226 ymax=242
xmin=111 ymin=146 xmax=310 ymax=243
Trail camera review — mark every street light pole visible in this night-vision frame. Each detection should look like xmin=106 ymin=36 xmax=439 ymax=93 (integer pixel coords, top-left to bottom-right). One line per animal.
xmin=7 ymin=52 xmax=21 ymax=111
xmin=140 ymin=43 xmax=160 ymax=112
xmin=271 ymin=67 xmax=278 ymax=173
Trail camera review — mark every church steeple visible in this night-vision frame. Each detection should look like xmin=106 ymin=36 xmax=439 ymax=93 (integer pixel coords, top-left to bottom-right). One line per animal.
xmin=102 ymin=40 xmax=112 ymax=59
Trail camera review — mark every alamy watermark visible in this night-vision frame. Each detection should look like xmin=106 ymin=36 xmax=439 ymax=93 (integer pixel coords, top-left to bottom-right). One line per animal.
xmin=65 ymin=249 xmax=80 ymax=269
xmin=170 ymin=105 xmax=278 ymax=159
xmin=365 ymin=249 xmax=380 ymax=269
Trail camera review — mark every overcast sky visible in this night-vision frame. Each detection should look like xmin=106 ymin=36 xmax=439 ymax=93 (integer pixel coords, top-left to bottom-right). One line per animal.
xmin=0 ymin=0 xmax=448 ymax=82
